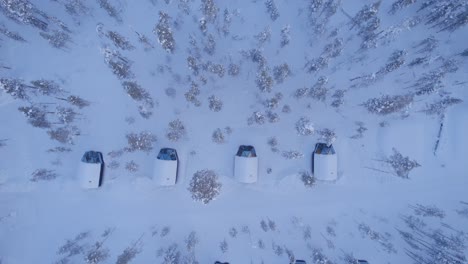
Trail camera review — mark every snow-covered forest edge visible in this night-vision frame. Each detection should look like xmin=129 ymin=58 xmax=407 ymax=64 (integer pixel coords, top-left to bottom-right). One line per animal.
xmin=0 ymin=0 xmax=467 ymax=263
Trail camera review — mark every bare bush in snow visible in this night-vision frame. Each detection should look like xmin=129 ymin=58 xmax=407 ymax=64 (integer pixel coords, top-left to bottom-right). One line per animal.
xmin=265 ymin=0 xmax=279 ymax=21
xmin=414 ymin=36 xmax=438 ymax=54
xmin=154 ymin=12 xmax=175 ymax=53
xmin=102 ymin=48 xmax=134 ymax=80
xmin=18 ymin=105 xmax=51 ymax=128
xmin=201 ymin=0 xmax=218 ymax=23
xmin=412 ymin=70 xmax=445 ymax=96
xmin=418 ymin=0 xmax=468 ymax=32
xmin=47 ymin=146 xmax=72 ymax=153
xmin=228 ymin=227 xmax=237 ymax=238
xmin=166 ymin=119 xmax=186 ymax=142
xmin=351 ymin=121 xmax=367 ymax=139
xmin=362 ymin=94 xmax=413 ymax=115
xmin=96 ymin=0 xmax=122 ymax=22
xmin=212 ymin=128 xmax=225 ymax=144
xmin=282 ymin=104 xmax=291 ymax=113
xmin=206 ymin=62 xmax=225 ymax=78
xmin=422 ymin=97 xmax=463 ymax=116
xmin=219 ymin=239 xmax=228 ymax=253
xmin=295 ymin=117 xmax=315 ymax=136
xmin=376 ymin=50 xmax=406 ymax=76
xmin=31 ymin=169 xmax=58 ymax=182
xmin=0 ymin=0 xmax=48 ymax=30
xmin=208 ymin=95 xmax=223 ymax=112
xmin=107 ymin=161 xmax=119 ymax=170
xmin=322 ymin=38 xmax=344 ymax=58
xmin=55 ymin=106 xmax=77 ymax=124
xmin=160 ymin=226 xmax=170 ymax=237
xmin=203 ymin=34 xmax=216 ymax=55
xmin=125 ymin=160 xmax=139 ymax=173
xmin=185 ymin=231 xmax=198 ymax=252
xmin=311 ymin=248 xmax=334 ymax=264
xmin=272 ymin=242 xmax=284 ymax=256
xmin=260 ymin=219 xmax=269 ymax=232
xmin=258 ymin=239 xmax=265 ymax=249
xmin=30 ymin=79 xmax=62 ymax=96
xmin=357 ymin=222 xmax=396 ymax=253
xmin=115 ymin=238 xmax=143 ymax=264
xmin=106 ymin=31 xmax=135 ymax=50
xmin=385 ymin=148 xmax=420 ymax=178
xmin=125 ymin=131 xmax=157 ymax=153
xmin=266 ymin=111 xmax=280 ymax=123
xmin=267 ymin=137 xmax=279 ymax=152
xmin=188 ymin=169 xmax=222 ymax=204
xmin=410 ymin=204 xmax=445 ymax=219
xmin=85 ymin=242 xmax=109 ymax=264
xmin=282 ymin=150 xmax=304 ymax=160
xmin=122 ymin=81 xmax=154 ymax=118
xmin=300 ymin=171 xmax=316 ymax=187
xmin=280 ymin=25 xmax=290 ymax=47
xmin=40 ymin=30 xmax=71 ymax=49
xmin=389 ymin=0 xmax=416 ymax=15
xmin=66 ymin=95 xmax=90 ymax=109
xmin=57 ymin=231 xmax=89 ymax=258
xmin=350 ymin=1 xmax=382 ymax=50
xmin=0 ymin=24 xmax=25 ymax=42
xmin=255 ymin=27 xmax=271 ymax=45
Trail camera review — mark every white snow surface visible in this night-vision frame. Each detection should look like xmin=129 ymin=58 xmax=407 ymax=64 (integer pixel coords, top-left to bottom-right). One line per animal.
xmin=0 ymin=0 xmax=467 ymax=263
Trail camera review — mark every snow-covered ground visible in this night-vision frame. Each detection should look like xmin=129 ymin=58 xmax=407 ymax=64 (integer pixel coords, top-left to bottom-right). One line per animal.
xmin=1 ymin=0 xmax=467 ymax=263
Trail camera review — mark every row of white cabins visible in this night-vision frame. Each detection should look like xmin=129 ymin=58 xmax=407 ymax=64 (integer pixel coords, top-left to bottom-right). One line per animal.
xmin=78 ymin=143 xmax=337 ymax=189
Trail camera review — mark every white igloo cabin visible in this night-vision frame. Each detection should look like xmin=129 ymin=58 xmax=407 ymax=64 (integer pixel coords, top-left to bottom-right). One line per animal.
xmin=153 ymin=148 xmax=178 ymax=186
xmin=312 ymin=143 xmax=337 ymax=181
xmin=234 ymin=145 xmax=258 ymax=183
xmin=78 ymin=151 xmax=104 ymax=189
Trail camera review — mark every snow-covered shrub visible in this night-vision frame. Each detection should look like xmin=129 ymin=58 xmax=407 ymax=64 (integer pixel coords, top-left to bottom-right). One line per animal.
xmin=331 ymin=89 xmax=346 ymax=108
xmin=201 ymin=0 xmax=218 ymax=23
xmin=116 ymin=242 xmax=141 ymax=264
xmin=266 ymin=111 xmax=280 ymax=123
xmin=212 ymin=128 xmax=225 ymax=144
xmin=247 ymin=111 xmax=266 ymax=125
xmin=106 ymin=31 xmax=135 ymax=50
xmin=31 ymin=169 xmax=58 ymax=182
xmin=311 ymin=248 xmax=333 ymax=264
xmin=260 ymin=219 xmax=269 ymax=232
xmin=265 ymin=0 xmax=279 ymax=21
xmin=187 ymin=56 xmax=199 ymax=75
xmin=57 ymin=232 xmax=89 ymax=260
xmin=322 ymin=38 xmax=344 ymax=58
xmin=295 ymin=117 xmax=315 ymax=136
xmin=0 ymin=0 xmax=48 ymax=30
xmin=207 ymin=62 xmax=225 ymax=78
xmin=282 ymin=150 xmax=304 ymax=160
xmin=161 ymin=226 xmax=171 ymax=237
xmin=125 ymin=131 xmax=157 ymax=153
xmin=134 ymin=31 xmax=154 ymax=51
xmin=102 ymin=48 xmax=134 ymax=80
xmin=272 ymin=242 xmax=284 ymax=256
xmin=285 ymin=247 xmax=295 ymax=263
xmin=125 ymin=161 xmax=139 ymax=172
xmin=47 ymin=126 xmax=79 ymax=144
xmin=305 ymin=56 xmax=329 ymax=73
xmin=228 ymin=63 xmax=240 ymax=76
xmin=255 ymin=27 xmax=271 ymax=45
xmin=280 ymin=25 xmax=290 ymax=47
xmin=268 ymin=219 xmax=276 ymax=231
xmin=166 ymin=119 xmax=186 ymax=142
xmin=219 ymin=239 xmax=228 ymax=253
xmin=0 ymin=78 xmax=30 ymax=100
xmin=184 ymin=82 xmax=201 ymax=106
xmin=107 ymin=161 xmax=119 ymax=170
xmin=377 ymin=50 xmax=406 ymax=76
xmin=256 ymin=69 xmax=274 ymax=92
xmin=29 ymin=79 xmax=62 ymax=96
xmin=309 ymin=77 xmax=329 ymax=101
xmin=318 ymin=128 xmax=336 ymax=146
xmin=18 ymin=105 xmax=51 ymax=128
xmin=122 ymin=81 xmax=153 ymax=106
xmin=422 ymin=97 xmax=463 ymax=116
xmin=362 ymin=94 xmax=413 ymax=115
xmin=188 ymin=169 xmax=222 ymax=204
xmin=294 ymin=87 xmax=309 ymax=99
xmin=40 ymin=30 xmax=71 ymax=49
xmin=264 ymin=94 xmax=282 ymax=109
xmin=245 ymin=49 xmax=267 ymax=68
xmin=410 ymin=204 xmax=445 ymax=219
xmin=47 ymin=146 xmax=72 ymax=153
xmin=258 ymin=239 xmax=265 ymax=249
xmin=300 ymin=171 xmax=316 ymax=187
xmin=282 ymin=104 xmax=291 ymax=113
xmin=351 ymin=1 xmax=382 ymax=50
xmin=267 ymin=136 xmax=278 ymax=152
xmin=388 ymin=0 xmax=416 ymax=15
xmin=154 ymin=12 xmax=175 ymax=53
xmin=208 ymin=95 xmax=223 ymax=112
xmin=386 ymin=148 xmax=420 ymax=178
xmin=97 ymin=0 xmax=121 ymax=22
xmin=273 ymin=63 xmax=291 ymax=83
